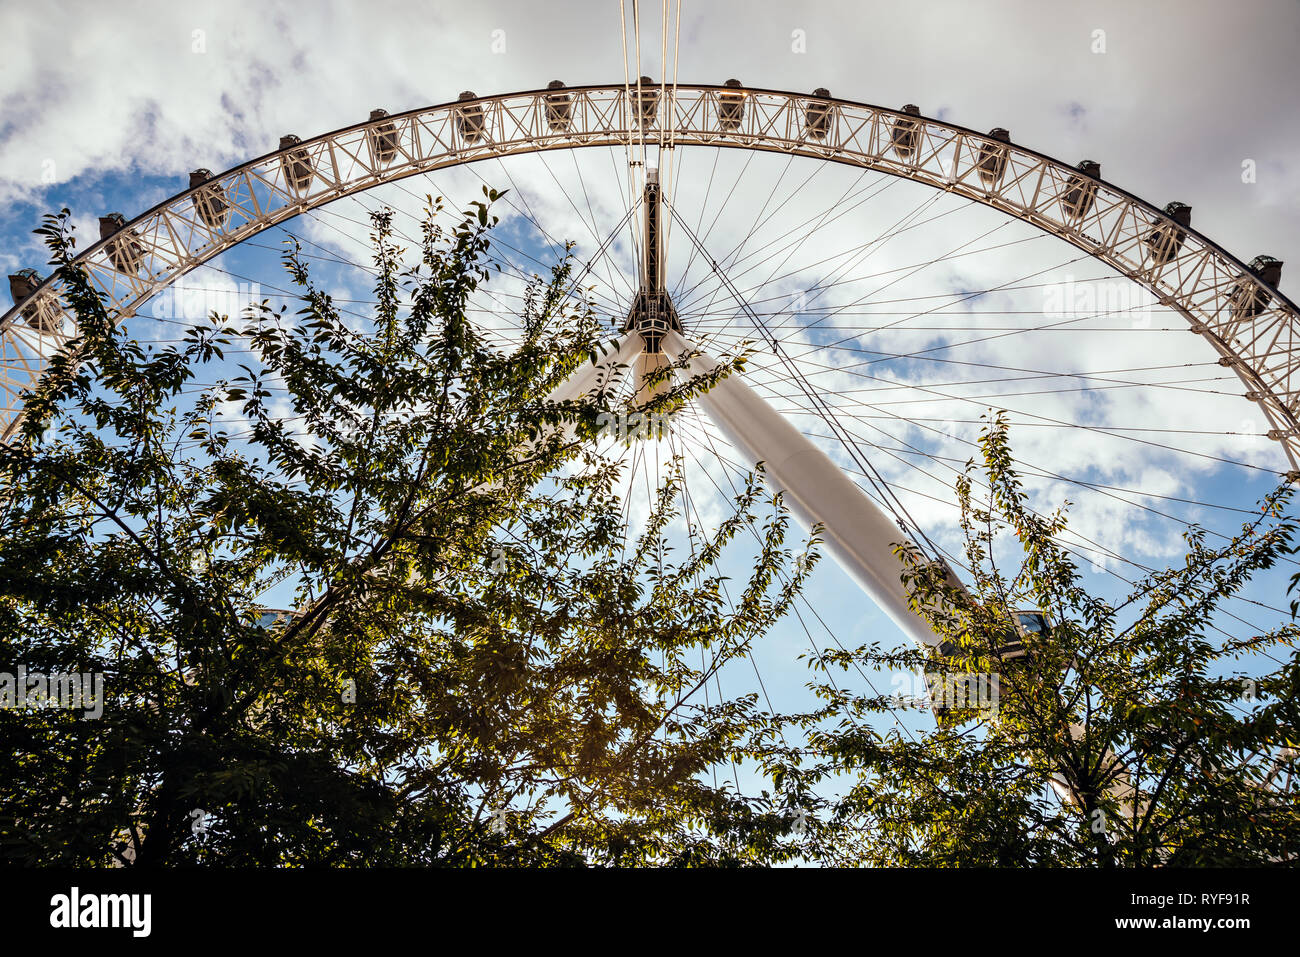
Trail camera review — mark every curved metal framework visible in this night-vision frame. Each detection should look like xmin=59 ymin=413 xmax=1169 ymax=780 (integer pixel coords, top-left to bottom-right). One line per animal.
xmin=4 ymin=82 xmax=1298 ymax=471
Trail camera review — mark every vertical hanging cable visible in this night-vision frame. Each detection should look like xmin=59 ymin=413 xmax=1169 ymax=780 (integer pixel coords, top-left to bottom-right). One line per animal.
xmin=667 ymin=204 xmax=946 ymax=561
xmin=633 ymin=0 xmax=648 ymax=289
xmin=658 ymin=0 xmax=668 ymax=170
xmin=619 ymin=0 xmax=641 ymax=285
xmin=663 ymin=0 xmax=682 ymax=265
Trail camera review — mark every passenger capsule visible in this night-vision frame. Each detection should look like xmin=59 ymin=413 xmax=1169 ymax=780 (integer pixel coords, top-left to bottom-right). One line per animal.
xmin=544 ymin=80 xmax=573 ymax=132
xmin=926 ymin=596 xmax=1045 ymax=727
xmin=456 ymin=91 xmax=487 ymax=144
xmin=189 ymin=169 xmax=230 ymax=229
xmin=279 ymin=135 xmax=314 ymax=194
xmin=367 ymin=109 xmax=399 ymax=166
xmin=630 ymin=76 xmax=660 ymax=130
xmin=1145 ymin=201 xmax=1191 ymax=266
xmin=1061 ymin=159 xmax=1100 ymax=221
xmin=975 ymin=128 xmax=1010 ymax=188
xmin=933 ymin=604 xmax=1046 ymax=665
xmin=8 ymin=267 xmax=40 ymax=313
xmin=804 ymin=88 xmax=832 ymax=139
xmin=1229 ymin=255 xmax=1284 ymax=320
xmin=890 ymin=104 xmax=922 ymax=161
xmin=100 ymin=213 xmax=144 ymax=275
xmin=1006 ymin=608 xmax=1050 ymax=661
xmin=8 ymin=268 xmax=58 ymax=333
xmin=717 ymin=78 xmax=745 ymax=132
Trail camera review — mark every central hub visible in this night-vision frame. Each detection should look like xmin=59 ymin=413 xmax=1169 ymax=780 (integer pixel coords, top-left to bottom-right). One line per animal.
xmin=624 ymin=289 xmax=680 ymax=353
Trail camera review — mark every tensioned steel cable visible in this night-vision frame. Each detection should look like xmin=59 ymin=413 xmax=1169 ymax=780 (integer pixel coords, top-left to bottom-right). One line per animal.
xmin=668 ymin=404 xmax=997 ymax=832
xmin=667 ymin=202 xmax=945 ymax=561
xmin=663 ymin=0 xmax=682 ymax=256
xmin=691 ymin=173 xmax=950 ymax=320
xmin=357 ymin=168 xmax=632 ymax=317
xmin=674 ymin=276 xmax=1300 ymax=635
xmin=675 ymin=182 xmax=951 ymax=318
xmin=715 ymin=342 xmax=1300 ymax=578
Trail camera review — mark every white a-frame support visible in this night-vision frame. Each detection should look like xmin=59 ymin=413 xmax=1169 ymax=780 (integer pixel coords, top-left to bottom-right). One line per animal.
xmin=660 ymin=330 xmax=943 ymax=652
xmin=484 ymin=323 xmax=1152 ymax=817
xmin=546 ymin=333 xmax=643 ymax=405
xmin=475 ymin=333 xmax=640 ymax=498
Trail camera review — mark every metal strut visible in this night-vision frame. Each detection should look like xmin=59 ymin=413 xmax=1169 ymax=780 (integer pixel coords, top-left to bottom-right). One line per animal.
xmin=624 ymin=168 xmax=680 ymax=406
xmin=624 ymin=169 xmax=680 ymax=351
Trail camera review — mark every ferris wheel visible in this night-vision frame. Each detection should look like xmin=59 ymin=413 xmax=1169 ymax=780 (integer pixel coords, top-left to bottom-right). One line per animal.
xmin=3 ymin=59 xmax=1299 ymax=806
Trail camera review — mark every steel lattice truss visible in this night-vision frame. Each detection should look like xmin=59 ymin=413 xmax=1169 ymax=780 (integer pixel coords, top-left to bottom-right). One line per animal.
xmin=4 ymin=83 xmax=1298 ymax=468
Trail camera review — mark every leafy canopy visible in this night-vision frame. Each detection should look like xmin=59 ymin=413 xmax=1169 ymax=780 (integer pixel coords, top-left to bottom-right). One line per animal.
xmin=0 ymin=195 xmax=816 ymax=866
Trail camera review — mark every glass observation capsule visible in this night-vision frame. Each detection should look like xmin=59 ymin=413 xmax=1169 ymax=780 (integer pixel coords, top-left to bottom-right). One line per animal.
xmin=455 ymin=91 xmax=487 ymax=144
xmin=544 ymin=80 xmax=573 ymax=132
xmin=1145 ymin=201 xmax=1191 ymax=266
xmin=279 ymin=134 xmax=314 ymax=194
xmin=100 ymin=213 xmax=144 ymax=275
xmin=890 ymin=104 xmax=922 ymax=161
xmin=1230 ymin=254 xmax=1284 ymax=320
xmin=367 ymin=109 xmax=399 ymax=166
xmin=717 ymin=78 xmax=745 ymax=132
xmin=189 ymin=168 xmax=230 ymax=229
xmin=804 ymin=87 xmax=832 ymax=139
xmin=976 ymin=127 xmax=1011 ymax=188
xmin=8 ymin=267 xmax=58 ymax=333
xmin=629 ymin=76 xmax=660 ymax=130
xmin=1061 ymin=159 xmax=1101 ymax=220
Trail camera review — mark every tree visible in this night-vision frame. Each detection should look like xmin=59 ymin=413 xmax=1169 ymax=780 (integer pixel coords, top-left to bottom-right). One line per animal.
xmin=806 ymin=414 xmax=1300 ymax=866
xmin=0 ymin=194 xmax=818 ymax=866
xmin=8 ymin=196 xmax=1292 ymax=871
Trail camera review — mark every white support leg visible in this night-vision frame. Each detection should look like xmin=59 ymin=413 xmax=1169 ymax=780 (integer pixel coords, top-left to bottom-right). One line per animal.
xmin=661 ymin=330 xmax=943 ymax=650
xmin=473 ymin=333 xmax=642 ymax=496
xmin=545 ymin=332 xmax=643 ymax=405
xmin=664 ymin=331 xmax=1147 ymax=818
xmin=631 ymin=348 xmax=671 ymax=408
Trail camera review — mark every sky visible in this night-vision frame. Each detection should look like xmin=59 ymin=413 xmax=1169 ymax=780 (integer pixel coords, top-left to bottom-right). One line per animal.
xmin=2 ymin=0 xmax=1299 ymax=806
xmin=2 ymin=0 xmax=1298 ymax=259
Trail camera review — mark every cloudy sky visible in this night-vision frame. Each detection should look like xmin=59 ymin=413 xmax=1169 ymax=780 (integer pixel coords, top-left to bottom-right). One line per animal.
xmin=3 ymin=0 xmax=1298 ymax=745
xmin=3 ymin=0 xmax=1298 ymax=258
